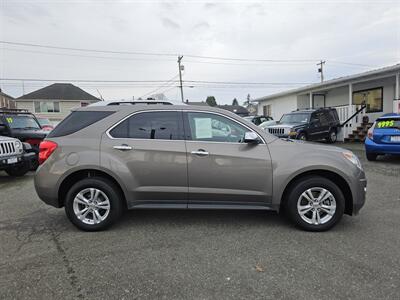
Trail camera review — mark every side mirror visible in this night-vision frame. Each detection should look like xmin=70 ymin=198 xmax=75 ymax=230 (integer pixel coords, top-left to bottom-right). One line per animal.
xmin=244 ymin=132 xmax=261 ymax=144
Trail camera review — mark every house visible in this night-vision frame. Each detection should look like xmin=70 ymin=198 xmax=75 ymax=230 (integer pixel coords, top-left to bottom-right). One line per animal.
xmin=16 ymin=83 xmax=100 ymax=122
xmin=253 ymin=64 xmax=400 ymax=141
xmin=217 ymin=105 xmax=249 ymax=117
xmin=0 ymin=89 xmax=16 ymax=109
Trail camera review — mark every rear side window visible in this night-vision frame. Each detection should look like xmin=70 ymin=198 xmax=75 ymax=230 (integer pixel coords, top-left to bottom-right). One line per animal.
xmin=48 ymin=111 xmax=114 ymax=138
xmin=109 ymin=111 xmax=184 ymax=140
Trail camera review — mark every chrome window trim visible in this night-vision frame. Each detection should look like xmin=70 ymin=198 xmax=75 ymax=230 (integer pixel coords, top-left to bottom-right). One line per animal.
xmin=105 ymin=109 xmax=266 ymax=144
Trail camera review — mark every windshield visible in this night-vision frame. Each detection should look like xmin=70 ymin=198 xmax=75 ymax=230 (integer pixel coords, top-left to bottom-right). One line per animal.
xmin=280 ymin=113 xmax=310 ymax=124
xmin=4 ymin=114 xmax=41 ymax=129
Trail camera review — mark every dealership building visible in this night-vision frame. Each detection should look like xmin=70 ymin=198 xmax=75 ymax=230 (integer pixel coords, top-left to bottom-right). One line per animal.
xmin=253 ymin=64 xmax=400 ymax=141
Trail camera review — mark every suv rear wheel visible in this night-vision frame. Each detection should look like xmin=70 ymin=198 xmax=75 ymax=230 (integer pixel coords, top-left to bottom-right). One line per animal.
xmin=65 ymin=177 xmax=124 ymax=231
xmin=285 ymin=176 xmax=345 ymax=231
xmin=326 ymin=129 xmax=337 ymax=143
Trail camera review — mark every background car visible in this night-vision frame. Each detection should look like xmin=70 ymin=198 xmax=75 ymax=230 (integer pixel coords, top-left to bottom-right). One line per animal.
xmin=265 ymin=108 xmax=340 ymax=143
xmin=0 ymin=108 xmax=47 ymax=169
xmin=243 ymin=115 xmax=273 ymax=126
xmin=0 ymin=136 xmax=37 ymax=176
xmin=259 ymin=120 xmax=277 ymax=130
xmin=36 ymin=117 xmax=54 ymax=132
xmin=365 ymin=113 xmax=400 ymax=161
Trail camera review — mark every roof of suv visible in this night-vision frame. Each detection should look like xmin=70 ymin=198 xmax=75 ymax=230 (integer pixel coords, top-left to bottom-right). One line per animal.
xmin=73 ymin=104 xmax=231 ymax=113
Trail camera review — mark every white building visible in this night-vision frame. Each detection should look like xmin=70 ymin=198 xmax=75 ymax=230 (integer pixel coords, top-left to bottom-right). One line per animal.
xmin=253 ymin=64 xmax=400 ymax=141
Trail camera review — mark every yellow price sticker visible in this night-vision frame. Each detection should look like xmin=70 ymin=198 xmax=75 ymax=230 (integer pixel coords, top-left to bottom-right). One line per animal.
xmin=377 ymin=120 xmax=394 ymax=128
xmin=6 ymin=117 xmax=13 ymax=123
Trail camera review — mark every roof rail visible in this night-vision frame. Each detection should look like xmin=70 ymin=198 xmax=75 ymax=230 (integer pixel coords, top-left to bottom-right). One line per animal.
xmin=0 ymin=107 xmax=30 ymax=113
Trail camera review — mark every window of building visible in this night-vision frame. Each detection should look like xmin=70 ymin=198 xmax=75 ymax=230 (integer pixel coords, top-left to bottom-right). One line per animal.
xmin=34 ymin=101 xmax=61 ymax=113
xmin=263 ymin=105 xmax=272 ymax=117
xmin=353 ymin=87 xmax=383 ymax=113
xmin=109 ymin=111 xmax=183 ymax=140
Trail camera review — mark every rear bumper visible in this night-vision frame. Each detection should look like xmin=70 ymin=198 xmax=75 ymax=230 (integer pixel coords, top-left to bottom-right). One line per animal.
xmin=365 ymin=137 xmax=400 ymax=155
xmin=34 ymin=164 xmax=61 ymax=208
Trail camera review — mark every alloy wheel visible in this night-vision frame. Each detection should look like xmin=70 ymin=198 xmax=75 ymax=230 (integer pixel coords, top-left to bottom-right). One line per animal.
xmin=297 ymin=187 xmax=336 ymax=225
xmin=73 ymin=188 xmax=111 ymax=225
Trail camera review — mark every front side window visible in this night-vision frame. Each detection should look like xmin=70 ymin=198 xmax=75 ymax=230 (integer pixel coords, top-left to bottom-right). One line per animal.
xmin=34 ymin=101 xmax=60 ymax=113
xmin=353 ymin=87 xmax=383 ymax=113
xmin=109 ymin=111 xmax=183 ymax=140
xmin=186 ymin=112 xmax=248 ymax=143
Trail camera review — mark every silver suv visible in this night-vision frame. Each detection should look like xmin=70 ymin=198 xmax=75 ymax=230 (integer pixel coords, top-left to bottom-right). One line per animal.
xmin=34 ymin=105 xmax=367 ymax=231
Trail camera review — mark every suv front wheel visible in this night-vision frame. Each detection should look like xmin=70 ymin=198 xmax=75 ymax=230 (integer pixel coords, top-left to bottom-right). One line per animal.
xmin=285 ymin=176 xmax=345 ymax=231
xmin=65 ymin=177 xmax=124 ymax=231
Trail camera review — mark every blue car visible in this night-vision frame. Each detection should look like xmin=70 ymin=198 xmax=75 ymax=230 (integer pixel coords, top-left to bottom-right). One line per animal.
xmin=365 ymin=113 xmax=400 ymax=161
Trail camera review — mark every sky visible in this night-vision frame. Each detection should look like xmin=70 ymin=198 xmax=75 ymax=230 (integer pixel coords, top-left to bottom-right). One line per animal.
xmin=0 ymin=0 xmax=399 ymax=105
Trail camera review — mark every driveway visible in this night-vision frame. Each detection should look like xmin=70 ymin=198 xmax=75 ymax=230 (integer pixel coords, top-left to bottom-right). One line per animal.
xmin=0 ymin=144 xmax=399 ymax=299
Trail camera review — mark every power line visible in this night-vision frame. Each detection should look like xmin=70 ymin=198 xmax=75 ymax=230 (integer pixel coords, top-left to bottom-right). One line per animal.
xmin=0 ymin=40 xmax=320 ymax=63
xmin=0 ymin=40 xmax=178 ymax=57
xmin=139 ymin=74 xmax=180 ymax=99
xmin=0 ymin=78 xmax=314 ymax=85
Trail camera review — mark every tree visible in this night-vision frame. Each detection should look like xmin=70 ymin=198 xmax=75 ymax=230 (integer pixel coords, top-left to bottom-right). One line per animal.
xmin=243 ymin=93 xmax=251 ymax=108
xmin=206 ymin=96 xmax=217 ymax=107
xmin=232 ymin=98 xmax=239 ymax=106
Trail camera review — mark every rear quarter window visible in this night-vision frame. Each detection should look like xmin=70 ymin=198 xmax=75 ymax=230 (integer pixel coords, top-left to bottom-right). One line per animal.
xmin=47 ymin=111 xmax=114 ymax=138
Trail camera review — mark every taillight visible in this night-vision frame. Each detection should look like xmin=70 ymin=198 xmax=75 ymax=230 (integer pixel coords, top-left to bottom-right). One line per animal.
xmin=39 ymin=141 xmax=58 ymax=165
xmin=367 ymin=122 xmax=376 ymax=139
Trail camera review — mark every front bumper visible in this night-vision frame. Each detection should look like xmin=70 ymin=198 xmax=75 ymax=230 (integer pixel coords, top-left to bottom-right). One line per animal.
xmin=353 ymin=176 xmax=367 ymax=215
xmin=0 ymin=152 xmax=36 ymax=170
xmin=365 ymin=137 xmax=400 ymax=155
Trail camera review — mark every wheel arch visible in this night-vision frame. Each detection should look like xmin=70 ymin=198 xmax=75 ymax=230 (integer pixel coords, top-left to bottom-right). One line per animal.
xmin=57 ymin=168 xmax=128 ymax=208
xmin=279 ymin=169 xmax=353 ymax=215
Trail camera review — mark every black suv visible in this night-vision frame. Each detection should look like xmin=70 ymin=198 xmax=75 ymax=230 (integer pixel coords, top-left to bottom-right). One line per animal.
xmin=265 ymin=108 xmax=340 ymax=143
xmin=0 ymin=109 xmax=48 ymax=167
xmin=243 ymin=115 xmax=273 ymax=126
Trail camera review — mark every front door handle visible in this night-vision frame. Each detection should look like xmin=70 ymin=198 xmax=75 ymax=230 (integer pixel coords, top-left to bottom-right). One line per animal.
xmin=191 ymin=149 xmax=209 ymax=156
xmin=113 ymin=144 xmax=133 ymax=151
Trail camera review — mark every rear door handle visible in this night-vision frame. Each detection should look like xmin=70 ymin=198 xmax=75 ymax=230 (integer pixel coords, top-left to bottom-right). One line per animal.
xmin=113 ymin=144 xmax=133 ymax=151
xmin=191 ymin=150 xmax=209 ymax=156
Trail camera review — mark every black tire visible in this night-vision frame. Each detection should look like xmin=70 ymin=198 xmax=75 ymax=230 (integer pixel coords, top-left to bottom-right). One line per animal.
xmin=326 ymin=129 xmax=337 ymax=143
xmin=366 ymin=152 xmax=377 ymax=161
xmin=297 ymin=132 xmax=307 ymax=141
xmin=64 ymin=177 xmax=124 ymax=231
xmin=285 ymin=176 xmax=345 ymax=232
xmin=5 ymin=164 xmax=30 ymax=177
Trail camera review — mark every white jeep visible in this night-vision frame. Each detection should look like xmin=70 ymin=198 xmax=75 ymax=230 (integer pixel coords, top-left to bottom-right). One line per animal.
xmin=0 ymin=136 xmax=36 ymax=177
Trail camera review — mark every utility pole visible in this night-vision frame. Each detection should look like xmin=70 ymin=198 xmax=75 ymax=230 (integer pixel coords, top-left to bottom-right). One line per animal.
xmin=317 ymin=60 xmax=326 ymax=83
xmin=178 ymin=55 xmax=184 ymax=103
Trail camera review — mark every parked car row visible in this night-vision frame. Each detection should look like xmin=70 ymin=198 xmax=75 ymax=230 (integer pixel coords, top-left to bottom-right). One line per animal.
xmin=248 ymin=109 xmax=400 ymax=161
xmin=0 ymin=109 xmax=52 ymax=176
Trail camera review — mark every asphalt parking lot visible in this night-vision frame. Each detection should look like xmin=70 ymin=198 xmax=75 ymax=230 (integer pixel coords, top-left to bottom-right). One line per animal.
xmin=0 ymin=143 xmax=399 ymax=300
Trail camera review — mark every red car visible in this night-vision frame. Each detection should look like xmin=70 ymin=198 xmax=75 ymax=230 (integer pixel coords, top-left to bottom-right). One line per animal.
xmin=36 ymin=117 xmax=54 ymax=132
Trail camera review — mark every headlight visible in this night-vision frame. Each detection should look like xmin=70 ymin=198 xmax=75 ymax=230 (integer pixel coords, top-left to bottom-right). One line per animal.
xmin=288 ymin=130 xmax=297 ymax=136
xmin=15 ymin=141 xmax=23 ymax=153
xmin=343 ymin=151 xmax=362 ymax=170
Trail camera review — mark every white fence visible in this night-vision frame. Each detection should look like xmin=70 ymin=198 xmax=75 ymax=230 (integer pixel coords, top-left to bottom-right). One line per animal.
xmin=335 ymin=105 xmax=366 ymax=141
